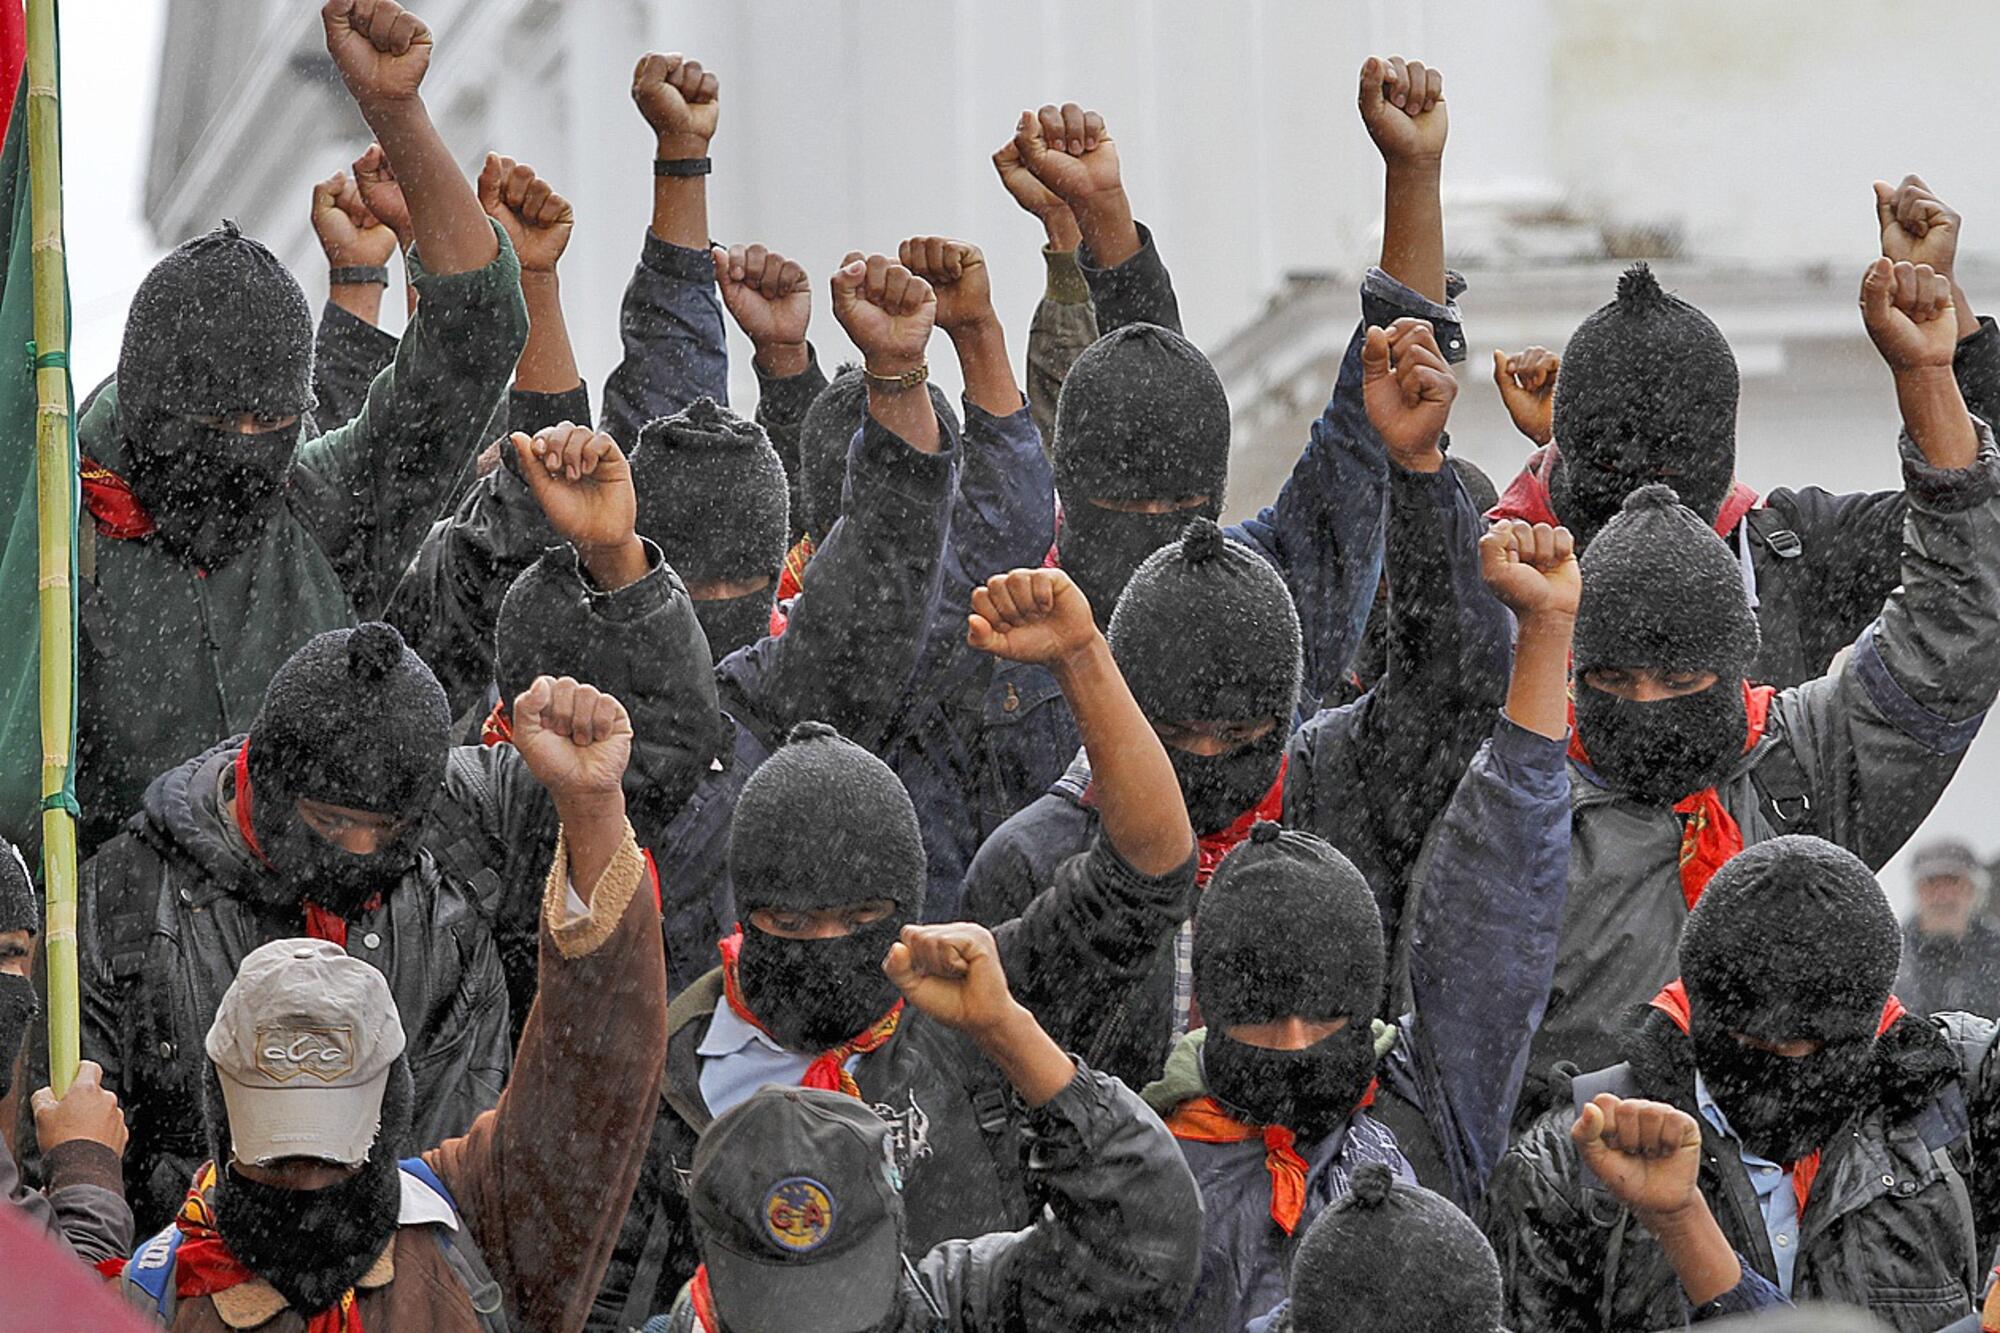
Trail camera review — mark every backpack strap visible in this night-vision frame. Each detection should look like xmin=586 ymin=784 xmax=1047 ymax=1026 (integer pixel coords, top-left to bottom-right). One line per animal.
xmin=122 ymin=1218 xmax=184 ymax=1320
xmin=431 ymin=752 xmax=505 ymax=917
xmin=1750 ymin=740 xmax=1818 ymax=839
xmin=399 ymin=1159 xmax=510 ymax=1332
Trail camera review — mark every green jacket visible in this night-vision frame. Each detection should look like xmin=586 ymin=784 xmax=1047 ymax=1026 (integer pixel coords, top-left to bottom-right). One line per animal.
xmin=74 ymin=223 xmax=526 ymax=849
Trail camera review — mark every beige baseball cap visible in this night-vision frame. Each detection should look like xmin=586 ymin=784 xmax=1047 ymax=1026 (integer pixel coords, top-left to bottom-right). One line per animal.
xmin=204 ymin=938 xmax=407 ymax=1167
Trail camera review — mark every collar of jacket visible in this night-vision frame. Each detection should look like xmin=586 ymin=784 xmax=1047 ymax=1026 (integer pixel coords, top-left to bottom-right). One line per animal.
xmin=1490 ymin=441 xmax=1764 ymax=538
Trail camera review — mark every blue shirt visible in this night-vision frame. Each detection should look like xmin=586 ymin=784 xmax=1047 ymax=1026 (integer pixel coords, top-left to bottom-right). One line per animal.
xmin=695 ymin=997 xmax=862 ymax=1118
xmin=1695 ymin=1071 xmax=1802 ymax=1295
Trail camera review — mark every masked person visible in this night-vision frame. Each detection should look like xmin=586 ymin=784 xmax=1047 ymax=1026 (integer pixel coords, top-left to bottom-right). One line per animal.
xmin=589 ymin=563 xmax=1197 ymax=1330
xmin=1489 ymin=175 xmax=2000 ymax=689
xmin=112 ymin=674 xmax=670 ymax=1331
xmin=1897 ymin=840 xmax=2000 ymax=1018
xmin=78 ymin=622 xmax=511 ymax=1235
xmin=0 ymin=838 xmax=134 ymax=1266
xmin=1510 ymin=254 xmax=2000 ymax=1114
xmin=644 ymin=920 xmax=1201 ymax=1333
xmin=1485 ymin=834 xmax=2000 ymax=1331
xmin=64 ymin=0 xmax=527 ymax=856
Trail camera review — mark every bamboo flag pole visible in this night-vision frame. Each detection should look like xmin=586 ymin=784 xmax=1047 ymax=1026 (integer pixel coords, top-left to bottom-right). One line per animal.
xmin=26 ymin=0 xmax=78 ymax=1096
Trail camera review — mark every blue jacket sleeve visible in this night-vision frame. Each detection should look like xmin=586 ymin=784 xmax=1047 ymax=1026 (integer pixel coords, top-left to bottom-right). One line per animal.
xmin=1399 ymin=715 xmax=1571 ymax=1208
xmin=717 ymin=411 xmax=957 ymax=752
xmin=599 ymin=232 xmax=729 ymax=446
xmin=952 ymin=398 xmax=1057 ymax=588
xmin=1229 ymin=268 xmax=1467 ymax=701
xmin=1690 ymin=1263 xmax=1790 ymax=1320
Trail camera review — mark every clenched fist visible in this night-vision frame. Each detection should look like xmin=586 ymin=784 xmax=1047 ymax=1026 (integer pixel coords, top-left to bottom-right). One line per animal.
xmin=883 ymin=922 xmax=1025 ymax=1038
xmin=1010 ymin=103 xmax=1121 ymax=211
xmin=478 ymin=153 xmax=574 ymax=273
xmin=513 ymin=676 xmax=634 ymax=805
xmin=1572 ymin=1093 xmax=1704 ymax=1221
xmin=967 ymin=568 xmax=1098 ymax=668
xmin=830 ymin=253 xmax=936 ymax=377
xmin=1860 ymin=256 xmax=1958 ymax=372
xmin=351 ymin=143 xmax=412 ymax=248
xmin=1479 ymin=519 xmax=1580 ymax=620
xmin=1493 ymin=346 xmax=1559 ymax=447
xmin=633 ymin=52 xmax=719 ymax=156
xmin=1362 ymin=317 xmax=1456 ymax=470
xmin=1358 ymin=56 xmax=1447 ymax=166
xmin=898 ymin=236 xmax=994 ymax=339
xmin=1874 ymin=174 xmax=1961 ymax=278
xmin=713 ymin=244 xmax=811 ymax=369
xmin=323 ymin=0 xmax=432 ymax=106
xmin=311 ymin=169 xmax=397 ymax=269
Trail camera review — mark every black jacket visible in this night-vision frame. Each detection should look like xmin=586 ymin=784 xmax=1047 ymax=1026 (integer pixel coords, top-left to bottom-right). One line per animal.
xmin=1481 ymin=1005 xmax=2000 ymax=1333
xmin=78 ymin=740 xmax=511 ymax=1236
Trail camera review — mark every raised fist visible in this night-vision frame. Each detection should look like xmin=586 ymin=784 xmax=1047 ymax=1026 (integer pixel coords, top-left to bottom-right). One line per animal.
xmin=1011 ymin=103 xmax=1121 ymax=210
xmin=632 ymin=52 xmax=719 ymax=153
xmin=1571 ymin=1093 xmax=1704 ymax=1221
xmin=512 ymin=675 xmax=633 ymax=803
xmin=991 ymin=138 xmax=1079 ymax=242
xmin=323 ymin=0 xmax=432 ymax=107
xmin=1875 ymin=174 xmax=1961 ymax=278
xmin=830 ymin=252 xmax=936 ymax=376
xmin=1362 ymin=317 xmax=1456 ymax=469
xmin=1479 ymin=519 xmax=1580 ymax=619
xmin=31 ymin=1061 xmax=127 ymax=1156
xmin=967 ymin=568 xmax=1098 ymax=667
xmin=511 ymin=423 xmax=635 ymax=557
xmin=478 ymin=153 xmax=574 ymax=273
xmin=1493 ymin=346 xmax=1560 ymax=447
xmin=311 ymin=169 xmax=397 ymax=269
xmin=1860 ymin=256 xmax=1958 ymax=372
xmin=352 ymin=143 xmax=411 ymax=248
xmin=884 ymin=922 xmax=1024 ymax=1038
xmin=1358 ymin=56 xmax=1447 ymax=165
xmin=898 ymin=236 xmax=994 ymax=337
xmin=713 ymin=243 xmax=811 ymax=352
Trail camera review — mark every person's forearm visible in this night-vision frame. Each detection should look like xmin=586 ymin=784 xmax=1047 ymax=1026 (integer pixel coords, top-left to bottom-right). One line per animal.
xmin=1506 ymin=611 xmax=1574 ymax=740
xmin=866 ymin=381 xmax=941 ymax=454
xmin=649 ymin=131 xmax=709 ymax=250
xmin=514 ymin=271 xmax=583 ymax=394
xmin=1895 ymin=365 xmax=1980 ymax=469
xmin=1042 ymin=207 xmax=1082 ymax=253
xmin=1075 ymin=187 xmax=1140 ymax=270
xmin=329 ymin=280 xmax=385 ymax=326
xmin=969 ymin=1002 xmax=1077 ymax=1108
xmin=357 ymin=99 xmax=497 ymax=275
xmin=1642 ymin=1202 xmax=1743 ymax=1309
xmin=1381 ymin=160 xmax=1446 ymax=306
xmin=556 ymin=791 xmax=629 ymax=905
xmin=951 ymin=320 xmax=1023 ymax=417
xmin=753 ymin=337 xmax=810 ymax=378
xmin=1050 ymin=636 xmax=1192 ymax=876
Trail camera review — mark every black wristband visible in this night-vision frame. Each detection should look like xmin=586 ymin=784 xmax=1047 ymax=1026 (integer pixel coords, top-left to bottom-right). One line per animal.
xmin=328 ymin=265 xmax=390 ymax=287
xmin=654 ymin=156 xmax=713 ymax=178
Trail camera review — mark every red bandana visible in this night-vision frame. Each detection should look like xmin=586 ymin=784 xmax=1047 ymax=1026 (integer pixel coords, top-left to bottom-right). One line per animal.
xmin=1486 ymin=443 xmax=1764 ymax=538
xmin=112 ymin=1161 xmax=366 ymax=1332
xmin=777 ymin=534 xmax=815 ymax=602
xmin=480 ymin=698 xmax=512 ymax=747
xmin=231 ymin=743 xmax=381 ymax=947
xmin=79 ymin=456 xmax=157 ymax=540
xmin=1568 ymin=682 xmax=1777 ymax=909
xmin=715 ymin=930 xmax=902 ymax=1099
xmin=689 ymin=1264 xmax=722 ymax=1332
xmin=1650 ymin=980 xmax=1905 ymax=1218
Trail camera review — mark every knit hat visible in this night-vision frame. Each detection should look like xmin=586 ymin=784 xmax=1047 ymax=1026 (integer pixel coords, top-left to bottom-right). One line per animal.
xmin=796 ymin=368 xmax=959 ymax=543
xmin=631 ymin=397 xmax=789 ymax=584
xmin=1572 ymin=484 xmax=1760 ymax=677
xmin=728 ymin=721 xmax=925 ymax=919
xmin=1285 ymin=1162 xmax=1506 ymax=1332
xmin=1107 ymin=519 xmax=1302 ymax=722
xmin=1195 ymin=823 xmax=1382 ymax=1027
xmin=1550 ymin=263 xmax=1737 ymax=544
xmin=117 ymin=220 xmax=315 ymax=422
xmin=1053 ymin=322 xmax=1229 ymax=508
xmin=1681 ymin=835 xmax=1900 ymax=1045
xmin=0 ymin=838 xmax=33 ymax=937
xmin=246 ymin=623 xmax=450 ymax=819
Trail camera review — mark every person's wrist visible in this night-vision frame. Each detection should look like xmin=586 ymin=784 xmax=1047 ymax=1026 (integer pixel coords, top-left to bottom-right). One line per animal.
xmin=1516 ymin=607 xmax=1578 ymax=639
xmin=654 ymin=131 xmax=711 ymax=162
xmin=754 ymin=340 xmax=810 ymax=377
xmin=1384 ymin=153 xmax=1445 ymax=179
xmin=862 ymin=350 xmax=926 ymax=380
xmin=1892 ymin=361 xmax=1961 ymax=389
xmin=1387 ymin=438 xmax=1446 ymax=474
xmin=1632 ymin=1196 xmax=1707 ymax=1242
xmin=553 ymin=787 xmax=626 ymax=831
xmin=1047 ymin=631 xmax=1112 ymax=685
xmin=353 ymin=90 xmax=426 ymax=128
xmin=1041 ymin=209 xmax=1082 ymax=252
xmin=945 ymin=312 xmax=1004 ymax=348
xmin=519 ymin=264 xmax=561 ymax=286
xmin=963 ymin=997 xmax=1037 ymax=1047
xmin=1074 ymin=184 xmax=1131 ymax=228
xmin=581 ymin=534 xmax=648 ymax=592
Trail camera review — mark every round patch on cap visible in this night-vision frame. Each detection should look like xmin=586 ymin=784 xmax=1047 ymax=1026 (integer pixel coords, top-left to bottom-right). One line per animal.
xmin=763 ymin=1177 xmax=836 ymax=1254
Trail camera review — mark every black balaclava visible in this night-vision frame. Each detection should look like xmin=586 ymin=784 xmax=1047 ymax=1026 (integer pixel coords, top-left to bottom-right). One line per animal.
xmin=205 ymin=1057 xmax=411 ymax=1319
xmin=1572 ymin=484 xmax=1761 ymax=806
xmin=1195 ymin=823 xmax=1383 ymax=1140
xmin=726 ymin=721 xmax=926 ymax=1052
xmin=1680 ymin=835 xmax=1901 ymax=1166
xmin=1550 ymin=263 xmax=1739 ymax=552
xmin=494 ymin=547 xmax=725 ymax=830
xmin=116 ymin=220 xmax=315 ymax=570
xmin=1108 ymin=519 xmax=1302 ymax=835
xmin=1285 ymin=1161 xmax=1507 ymax=1333
xmin=1054 ymin=322 xmax=1230 ymax=621
xmin=243 ymin=623 xmax=450 ymax=917
xmin=797 ymin=366 xmax=959 ymax=549
xmin=631 ymin=398 xmax=790 ymax=663
xmin=0 ymin=839 xmax=35 ymax=1100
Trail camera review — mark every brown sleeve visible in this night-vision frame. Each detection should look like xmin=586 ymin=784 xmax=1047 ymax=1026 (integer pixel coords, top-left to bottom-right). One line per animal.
xmin=426 ymin=822 xmax=667 ymax=1333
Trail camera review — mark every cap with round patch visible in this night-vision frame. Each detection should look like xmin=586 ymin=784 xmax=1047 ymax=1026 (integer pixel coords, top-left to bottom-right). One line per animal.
xmin=763 ymin=1177 xmax=837 ymax=1253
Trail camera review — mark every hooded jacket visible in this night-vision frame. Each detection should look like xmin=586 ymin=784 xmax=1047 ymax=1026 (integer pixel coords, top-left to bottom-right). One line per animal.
xmin=1483 ymin=999 xmax=2000 ymax=1333
xmin=649 ymin=1064 xmax=1200 ymax=1333
xmin=78 ymin=739 xmax=511 ymax=1237
xmin=588 ymin=835 xmax=1196 ymax=1331
xmin=1515 ymin=422 xmax=2000 ymax=1114
xmin=70 ymin=227 xmax=527 ymax=854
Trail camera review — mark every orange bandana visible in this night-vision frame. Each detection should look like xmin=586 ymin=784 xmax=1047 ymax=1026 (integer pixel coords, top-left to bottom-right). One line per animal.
xmin=715 ymin=930 xmax=903 ymax=1098
xmin=777 ymin=534 xmax=815 ymax=601
xmin=1166 ymin=1096 xmax=1311 ymax=1234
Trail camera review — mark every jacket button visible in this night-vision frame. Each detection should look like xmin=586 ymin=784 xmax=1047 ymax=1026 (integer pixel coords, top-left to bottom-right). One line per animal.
xmin=177 ymin=887 xmax=193 ymax=904
xmin=1881 ymin=1174 xmax=1895 ymax=1188
xmin=361 ymin=932 xmax=381 ymax=950
xmin=156 ymin=1041 xmax=173 ymax=1058
xmin=1002 ymin=685 xmax=1019 ymax=714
